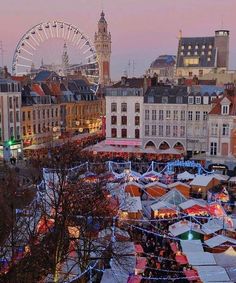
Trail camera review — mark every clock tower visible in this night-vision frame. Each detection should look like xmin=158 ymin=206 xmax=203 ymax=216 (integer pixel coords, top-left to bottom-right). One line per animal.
xmin=94 ymin=11 xmax=111 ymax=86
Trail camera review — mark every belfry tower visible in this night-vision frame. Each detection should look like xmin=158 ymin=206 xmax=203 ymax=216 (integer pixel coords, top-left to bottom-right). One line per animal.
xmin=94 ymin=11 xmax=111 ymax=86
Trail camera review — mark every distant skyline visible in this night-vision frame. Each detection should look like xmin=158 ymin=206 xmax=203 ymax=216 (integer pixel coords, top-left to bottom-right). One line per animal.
xmin=0 ymin=0 xmax=236 ymax=80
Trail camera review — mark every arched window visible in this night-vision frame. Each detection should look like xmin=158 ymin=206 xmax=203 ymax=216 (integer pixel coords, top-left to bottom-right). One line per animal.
xmin=135 ymin=129 xmax=140 ymax=139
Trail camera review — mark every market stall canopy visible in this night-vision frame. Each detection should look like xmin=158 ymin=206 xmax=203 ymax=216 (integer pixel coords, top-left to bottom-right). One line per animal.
xmin=202 ymin=218 xmax=233 ymax=235
xmin=169 ymin=220 xmax=203 ymax=237
xmin=213 ymin=247 xmax=236 ymax=267
xmin=180 ymin=240 xmax=204 ymax=253
xmin=185 ymin=251 xmax=216 ymax=266
xmin=195 ymin=265 xmax=231 ymax=282
xmin=177 ymin=171 xmax=195 ymax=180
xmin=121 ymin=196 xmax=142 ymax=213
xmin=168 ymin=181 xmax=191 ymax=189
xmin=144 ymin=181 xmax=168 ymax=189
xmin=205 ymin=235 xmax=236 ymax=248
xmin=190 ymin=175 xmax=215 ymax=187
xmin=179 ymin=199 xmax=207 ymax=210
xmin=159 ymin=188 xmax=187 ymax=206
xmin=212 ymin=173 xmax=229 ymax=181
xmin=150 ymin=200 xmax=176 ymax=212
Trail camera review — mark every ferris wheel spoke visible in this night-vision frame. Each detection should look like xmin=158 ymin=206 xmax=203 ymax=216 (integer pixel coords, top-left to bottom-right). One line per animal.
xmin=79 ymin=40 xmax=88 ymax=50
xmin=31 ymin=34 xmax=40 ymax=46
xmin=36 ymin=29 xmax=44 ymax=42
xmin=21 ymin=47 xmax=34 ymax=56
xmin=16 ymin=63 xmax=32 ymax=68
xmin=24 ymin=40 xmax=36 ymax=51
xmin=42 ymin=25 xmax=49 ymax=40
xmin=17 ymin=55 xmax=33 ymax=62
xmin=75 ymin=35 xmax=83 ymax=47
xmin=83 ymin=47 xmax=92 ymax=55
xmin=86 ymin=53 xmax=96 ymax=60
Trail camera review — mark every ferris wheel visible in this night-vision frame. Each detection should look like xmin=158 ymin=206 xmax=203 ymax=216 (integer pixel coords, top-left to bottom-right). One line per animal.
xmin=12 ymin=20 xmax=99 ymax=93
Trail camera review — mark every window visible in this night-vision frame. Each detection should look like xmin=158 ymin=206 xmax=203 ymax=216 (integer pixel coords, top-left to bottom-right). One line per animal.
xmin=135 ymin=116 xmax=140 ymax=126
xmin=152 ymin=125 xmax=156 ymax=136
xmin=181 ymin=45 xmax=184 ymax=50
xmin=203 ymin=111 xmax=208 ymax=121
xmin=180 ymin=126 xmax=185 ymax=137
xmin=176 ymin=96 xmax=183 ymax=104
xmin=209 ymin=45 xmax=212 ymax=49
xmin=201 ymin=51 xmax=205 ymax=55
xmin=38 ymin=124 xmax=41 ymax=133
xmin=195 ymin=45 xmax=199 ymax=49
xmin=196 ymin=97 xmax=201 ymax=104
xmin=16 ymin=126 xmax=20 ymax=139
xmin=134 ymin=129 xmax=139 ymax=139
xmin=22 ymin=111 xmax=25 ymax=121
xmin=173 ymin=125 xmax=178 ymax=137
xmin=145 ymin=125 xmax=149 ymax=136
xmin=33 ymin=124 xmax=36 ymax=134
xmin=38 ymin=110 xmax=40 ymax=119
xmin=222 ymin=105 xmax=229 ymax=115
xmin=23 ymin=126 xmax=26 ymax=136
xmin=199 ymin=70 xmax=203 ymax=77
xmin=28 ymin=111 xmax=31 ymax=120
xmin=162 ymin=97 xmax=168 ymax=104
xmin=188 ymin=45 xmax=191 ymax=50
xmin=9 ymin=111 xmax=13 ymax=123
xmin=135 ymin=103 xmax=140 ymax=113
xmin=188 ymin=111 xmax=193 ymax=121
xmin=111 ymin=116 xmax=117 ymax=125
xmin=187 ymin=52 xmax=191 ymax=56
xmin=111 ymin=128 xmax=117 ymax=138
xmin=152 ymin=110 xmax=156 ymax=120
xmin=159 ymin=125 xmax=163 ymax=137
xmin=166 ymin=110 xmax=171 ymax=120
xmin=180 ymin=110 xmax=185 ymax=121
xmin=43 ymin=110 xmax=45 ymax=119
xmin=159 ymin=110 xmax=164 ymax=120
xmin=145 ymin=110 xmax=149 ymax=120
xmin=173 ymin=110 xmax=178 ymax=121
xmin=166 ymin=125 xmax=171 ymax=137
xmin=15 ymin=97 xmax=19 ymax=108
xmin=33 ymin=110 xmax=36 ymax=120
xmin=211 ymin=123 xmax=218 ymax=136
xmin=121 ymin=116 xmax=127 ymax=125
xmin=208 ymin=51 xmax=212 ymax=55
xmin=9 ymin=97 xmax=13 ymax=109
xmin=189 ymin=72 xmax=193 ymax=77
xmin=222 ymin=124 xmax=229 ymax=136
xmin=47 ymin=109 xmax=50 ymax=118
xmin=180 ymin=52 xmax=184 ymax=56
xmin=121 ymin=103 xmax=127 ymax=112
xmin=16 ymin=111 xmax=20 ymax=122
xmin=121 ymin=129 xmax=127 ymax=138
xmin=202 ymin=45 xmax=205 ymax=49
xmin=195 ymin=111 xmax=200 ymax=121
xmin=55 ymin=108 xmax=58 ymax=117
xmin=184 ymin=58 xmax=199 ymax=66
xmin=210 ymin=142 xmax=217 ymax=156
xmin=51 ymin=109 xmax=54 ymax=118
xmin=194 ymin=51 xmax=198 ymax=56
xmin=188 ymin=97 xmax=194 ymax=104
xmin=111 ymin=103 xmax=117 ymax=112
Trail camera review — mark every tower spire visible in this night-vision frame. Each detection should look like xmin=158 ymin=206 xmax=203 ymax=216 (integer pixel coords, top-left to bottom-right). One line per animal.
xmin=62 ymin=42 xmax=69 ymax=75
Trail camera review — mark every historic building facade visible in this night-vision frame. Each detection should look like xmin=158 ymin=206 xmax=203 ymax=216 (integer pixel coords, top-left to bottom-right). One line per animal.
xmin=0 ymin=79 xmax=22 ymax=160
xmin=94 ymin=11 xmax=112 ymax=86
xmin=176 ymin=30 xmax=230 ymax=79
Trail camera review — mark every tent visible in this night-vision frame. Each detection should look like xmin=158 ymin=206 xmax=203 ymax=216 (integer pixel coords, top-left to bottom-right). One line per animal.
xmin=205 ymin=235 xmax=236 ymax=249
xmin=159 ymin=188 xmax=187 ymax=206
xmin=195 ymin=266 xmax=231 ymax=282
xmin=151 ymin=200 xmax=177 ymax=218
xmin=202 ymin=218 xmax=233 ymax=235
xmin=120 ymin=196 xmax=142 ymax=219
xmin=180 ymin=239 xmax=204 ymax=253
xmin=213 ymin=247 xmax=236 ymax=267
xmin=169 ymin=220 xmax=203 ymax=239
xmin=190 ymin=175 xmax=221 ymax=197
xmin=145 ymin=181 xmax=168 ymax=199
xmin=177 ymin=171 xmax=195 ymax=180
xmin=185 ymin=251 xmax=216 ymax=266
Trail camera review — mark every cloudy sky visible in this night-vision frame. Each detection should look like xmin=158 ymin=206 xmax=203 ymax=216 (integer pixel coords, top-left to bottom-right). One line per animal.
xmin=0 ymin=0 xmax=235 ymax=79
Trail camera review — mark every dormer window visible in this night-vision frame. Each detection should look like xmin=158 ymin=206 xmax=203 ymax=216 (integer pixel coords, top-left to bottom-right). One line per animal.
xmin=195 ymin=96 xmax=201 ymax=104
xmin=222 ymin=105 xmax=229 ymax=115
xmin=188 ymin=97 xmax=194 ymax=104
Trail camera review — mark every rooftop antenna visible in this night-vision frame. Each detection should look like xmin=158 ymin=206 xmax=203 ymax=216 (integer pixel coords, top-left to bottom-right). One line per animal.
xmin=132 ymin=60 xmax=135 ymax=77
xmin=128 ymin=60 xmax=131 ymax=77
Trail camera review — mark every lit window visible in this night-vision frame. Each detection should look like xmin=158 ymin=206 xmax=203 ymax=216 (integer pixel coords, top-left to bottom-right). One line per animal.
xmin=209 ymin=45 xmax=212 ymax=49
xmin=187 ymin=52 xmax=191 ymax=55
xmin=181 ymin=45 xmax=184 ymax=50
xmin=195 ymin=45 xmax=199 ymax=49
xmin=208 ymin=51 xmax=212 ymax=55
xmin=188 ymin=45 xmax=192 ymax=50
xmin=201 ymin=51 xmax=205 ymax=55
xmin=207 ymin=57 xmax=211 ymax=62
xmin=184 ymin=58 xmax=199 ymax=66
xmin=180 ymin=51 xmax=184 ymax=56
xmin=202 ymin=45 xmax=205 ymax=49
xmin=194 ymin=51 xmax=198 ymax=55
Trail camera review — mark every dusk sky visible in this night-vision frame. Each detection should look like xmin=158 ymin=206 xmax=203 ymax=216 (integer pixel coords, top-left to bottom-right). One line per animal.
xmin=0 ymin=0 xmax=236 ymax=79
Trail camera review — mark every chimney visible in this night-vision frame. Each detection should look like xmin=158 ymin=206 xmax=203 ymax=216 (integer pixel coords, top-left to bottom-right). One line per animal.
xmin=121 ymin=76 xmax=127 ymax=86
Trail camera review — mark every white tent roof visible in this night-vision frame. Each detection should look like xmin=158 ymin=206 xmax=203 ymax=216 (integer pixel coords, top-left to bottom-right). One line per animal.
xmin=159 ymin=188 xmax=187 ymax=205
xmin=213 ymin=247 xmax=236 ymax=267
xmin=186 ymin=251 xmax=216 ymax=265
xmin=179 ymin=199 xmax=207 ymax=210
xmin=145 ymin=181 xmax=168 ymax=189
xmin=195 ymin=265 xmax=231 ymax=282
xmin=169 ymin=220 xmax=203 ymax=237
xmin=190 ymin=175 xmax=215 ymax=187
xmin=168 ymin=181 xmax=191 ymax=188
xmin=202 ymin=218 xmax=232 ymax=235
xmin=212 ymin=173 xmax=229 ymax=181
xmin=181 ymin=240 xmax=204 ymax=253
xmin=177 ymin=171 xmax=195 ymax=180
xmin=205 ymin=235 xmax=236 ymax=248
xmin=98 ymin=227 xmax=130 ymax=240
xmin=151 ymin=200 xmax=176 ymax=211
xmin=121 ymin=196 xmax=142 ymax=213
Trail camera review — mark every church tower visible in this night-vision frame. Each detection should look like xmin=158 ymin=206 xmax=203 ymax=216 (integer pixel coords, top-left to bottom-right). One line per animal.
xmin=62 ymin=42 xmax=69 ymax=75
xmin=94 ymin=11 xmax=111 ymax=86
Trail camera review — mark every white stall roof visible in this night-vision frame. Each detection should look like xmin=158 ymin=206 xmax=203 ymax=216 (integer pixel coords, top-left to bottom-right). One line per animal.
xmin=121 ymin=196 xmax=142 ymax=213
xmin=202 ymin=218 xmax=232 ymax=235
xmin=177 ymin=171 xmax=195 ymax=180
xmin=179 ymin=199 xmax=207 ymax=210
xmin=190 ymin=175 xmax=214 ymax=187
xmin=214 ymin=247 xmax=236 ymax=267
xmin=169 ymin=220 xmax=203 ymax=237
xmin=181 ymin=240 xmax=204 ymax=253
xmin=186 ymin=251 xmax=216 ymax=265
xmin=205 ymin=235 xmax=236 ymax=248
xmin=195 ymin=265 xmax=231 ymax=282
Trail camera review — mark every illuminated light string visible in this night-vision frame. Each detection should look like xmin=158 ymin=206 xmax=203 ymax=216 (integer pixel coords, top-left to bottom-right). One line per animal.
xmin=127 ymin=223 xmax=236 ymax=248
